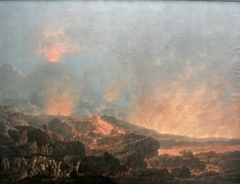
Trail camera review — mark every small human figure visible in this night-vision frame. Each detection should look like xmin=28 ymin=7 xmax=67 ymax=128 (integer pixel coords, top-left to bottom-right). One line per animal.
xmin=45 ymin=161 xmax=53 ymax=177
xmin=46 ymin=144 xmax=50 ymax=154
xmin=51 ymin=159 xmax=57 ymax=176
xmin=78 ymin=161 xmax=87 ymax=173
xmin=64 ymin=169 xmax=72 ymax=178
xmin=49 ymin=147 xmax=53 ymax=154
xmin=41 ymin=145 xmax=46 ymax=154
xmin=16 ymin=157 xmax=22 ymax=171
xmin=40 ymin=163 xmax=46 ymax=175
xmin=1 ymin=158 xmax=7 ymax=173
xmin=6 ymin=158 xmax=10 ymax=172
xmin=56 ymin=161 xmax=63 ymax=178
xmin=30 ymin=157 xmax=37 ymax=170
xmin=21 ymin=157 xmax=28 ymax=169
xmin=12 ymin=157 xmax=18 ymax=171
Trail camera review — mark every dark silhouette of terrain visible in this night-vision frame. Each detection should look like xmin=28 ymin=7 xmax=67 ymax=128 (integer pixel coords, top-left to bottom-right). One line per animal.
xmin=0 ymin=106 xmax=240 ymax=184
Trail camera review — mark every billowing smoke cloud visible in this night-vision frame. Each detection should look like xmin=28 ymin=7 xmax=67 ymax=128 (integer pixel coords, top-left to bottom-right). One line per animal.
xmin=128 ymin=61 xmax=240 ymax=139
xmin=37 ymin=29 xmax=79 ymax=62
xmin=45 ymin=96 xmax=75 ymax=116
xmin=106 ymin=80 xmax=127 ymax=103
xmin=1 ymin=2 xmax=240 ymax=138
xmin=44 ymin=82 xmax=81 ymax=116
xmin=26 ymin=14 xmax=81 ymax=115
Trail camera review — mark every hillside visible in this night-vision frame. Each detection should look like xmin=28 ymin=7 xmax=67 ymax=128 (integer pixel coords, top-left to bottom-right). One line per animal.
xmin=0 ymin=63 xmax=126 ymax=119
xmin=1 ymin=106 xmax=240 ymax=183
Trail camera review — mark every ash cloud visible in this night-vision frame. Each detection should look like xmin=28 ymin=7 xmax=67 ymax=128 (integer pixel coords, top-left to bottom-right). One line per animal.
xmin=1 ymin=2 xmax=240 ymax=138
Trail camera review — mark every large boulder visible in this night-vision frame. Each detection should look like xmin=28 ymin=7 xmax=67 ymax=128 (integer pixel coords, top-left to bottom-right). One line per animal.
xmin=109 ymin=133 xmax=160 ymax=168
xmin=7 ymin=112 xmax=29 ymax=126
xmin=52 ymin=141 xmax=85 ymax=158
xmin=130 ymin=167 xmax=173 ymax=181
xmin=8 ymin=128 xmax=28 ymax=146
xmin=149 ymin=154 xmax=206 ymax=171
xmin=171 ymin=166 xmax=191 ymax=178
xmin=48 ymin=118 xmax=76 ymax=140
xmin=51 ymin=131 xmax=64 ymax=142
xmin=0 ymin=145 xmax=14 ymax=159
xmin=27 ymin=128 xmax=53 ymax=145
xmin=63 ymin=155 xmax=85 ymax=167
xmin=0 ymin=122 xmax=16 ymax=143
xmin=86 ymin=152 xmax=128 ymax=176
xmin=17 ymin=129 xmax=28 ymax=145
xmin=8 ymin=129 xmax=19 ymax=142
xmin=21 ymin=141 xmax=38 ymax=155
xmin=8 ymin=144 xmax=27 ymax=158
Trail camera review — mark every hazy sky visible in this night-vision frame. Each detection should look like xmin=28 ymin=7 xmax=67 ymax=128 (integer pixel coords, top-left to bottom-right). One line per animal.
xmin=0 ymin=1 xmax=240 ymax=138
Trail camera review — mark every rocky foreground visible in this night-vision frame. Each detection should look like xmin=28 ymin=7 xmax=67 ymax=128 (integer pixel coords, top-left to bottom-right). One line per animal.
xmin=1 ymin=105 xmax=240 ymax=184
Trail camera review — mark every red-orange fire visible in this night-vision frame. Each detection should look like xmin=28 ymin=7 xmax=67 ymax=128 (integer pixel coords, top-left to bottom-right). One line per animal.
xmin=45 ymin=97 xmax=75 ymax=116
xmin=86 ymin=115 xmax=116 ymax=135
xmin=45 ymin=49 xmax=62 ymax=62
xmin=128 ymin=68 xmax=240 ymax=139
xmin=38 ymin=29 xmax=78 ymax=62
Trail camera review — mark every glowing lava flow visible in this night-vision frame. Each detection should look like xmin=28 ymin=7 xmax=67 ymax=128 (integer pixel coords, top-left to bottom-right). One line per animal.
xmin=86 ymin=115 xmax=115 ymax=135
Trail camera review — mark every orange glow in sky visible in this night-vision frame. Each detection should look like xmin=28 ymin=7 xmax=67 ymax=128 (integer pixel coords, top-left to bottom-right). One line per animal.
xmin=128 ymin=72 xmax=240 ymax=139
xmin=45 ymin=97 xmax=75 ymax=116
xmin=37 ymin=29 xmax=78 ymax=62
xmin=106 ymin=82 xmax=126 ymax=102
xmin=45 ymin=49 xmax=62 ymax=62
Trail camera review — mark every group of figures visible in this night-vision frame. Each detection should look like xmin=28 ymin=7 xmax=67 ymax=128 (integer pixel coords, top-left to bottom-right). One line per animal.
xmin=1 ymin=155 xmax=88 ymax=181
xmin=1 ymin=157 xmax=27 ymax=173
xmin=38 ymin=143 xmax=53 ymax=155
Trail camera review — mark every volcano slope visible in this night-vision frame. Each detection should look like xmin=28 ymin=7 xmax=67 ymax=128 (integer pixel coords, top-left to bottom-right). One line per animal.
xmin=1 ymin=106 xmax=240 ymax=184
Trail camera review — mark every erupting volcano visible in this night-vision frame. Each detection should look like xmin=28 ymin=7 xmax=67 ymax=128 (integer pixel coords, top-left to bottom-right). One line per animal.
xmin=45 ymin=48 xmax=62 ymax=62
xmin=37 ymin=29 xmax=79 ymax=63
xmin=1 ymin=2 xmax=240 ymax=183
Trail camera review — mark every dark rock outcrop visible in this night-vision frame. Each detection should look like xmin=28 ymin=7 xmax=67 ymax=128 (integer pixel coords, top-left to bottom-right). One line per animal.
xmin=8 ymin=128 xmax=28 ymax=146
xmin=27 ymin=128 xmax=53 ymax=145
xmin=149 ymin=153 xmax=206 ymax=171
xmin=8 ymin=112 xmax=28 ymax=126
xmin=109 ymin=133 xmax=160 ymax=168
xmin=21 ymin=141 xmax=38 ymax=155
xmin=48 ymin=118 xmax=76 ymax=140
xmin=171 ymin=166 xmax=191 ymax=178
xmin=52 ymin=141 xmax=85 ymax=158
xmin=129 ymin=167 xmax=173 ymax=181
xmin=85 ymin=152 xmax=128 ymax=176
